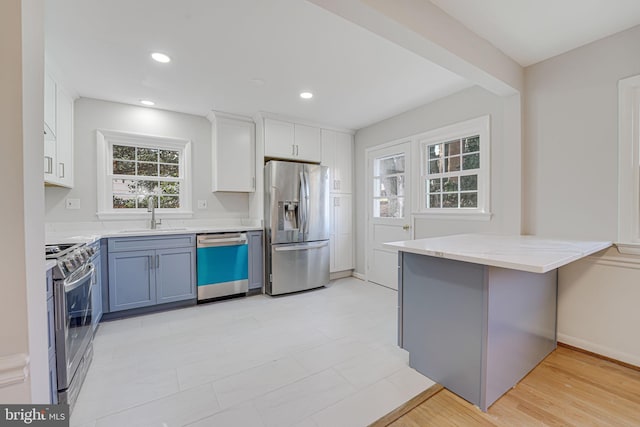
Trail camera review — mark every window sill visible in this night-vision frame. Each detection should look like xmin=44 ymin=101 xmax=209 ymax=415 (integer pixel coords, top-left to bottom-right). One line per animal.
xmin=615 ymin=242 xmax=640 ymax=255
xmin=97 ymin=211 xmax=194 ymax=221
xmin=413 ymin=210 xmax=493 ymax=221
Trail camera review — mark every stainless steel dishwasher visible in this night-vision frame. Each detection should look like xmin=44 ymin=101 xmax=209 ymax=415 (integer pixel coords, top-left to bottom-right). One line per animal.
xmin=196 ymin=233 xmax=248 ymax=302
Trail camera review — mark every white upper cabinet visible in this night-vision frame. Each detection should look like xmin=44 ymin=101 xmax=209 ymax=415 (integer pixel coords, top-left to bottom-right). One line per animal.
xmin=264 ymin=118 xmax=295 ymax=159
xmin=321 ymin=129 xmax=353 ymax=193
xmin=44 ymin=72 xmax=56 ymax=138
xmin=263 ymin=118 xmax=321 ymax=163
xmin=55 ymin=85 xmax=74 ymax=187
xmin=210 ymin=113 xmax=256 ymax=192
xmin=44 ymin=68 xmax=74 ymax=188
xmin=293 ymin=123 xmax=321 ymax=162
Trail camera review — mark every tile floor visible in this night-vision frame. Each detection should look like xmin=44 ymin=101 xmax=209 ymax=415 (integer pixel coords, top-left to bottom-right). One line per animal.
xmin=71 ymin=277 xmax=435 ymax=427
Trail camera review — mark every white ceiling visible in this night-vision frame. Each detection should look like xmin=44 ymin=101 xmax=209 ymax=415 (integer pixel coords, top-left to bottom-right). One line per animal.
xmin=430 ymin=0 xmax=640 ymax=67
xmin=44 ymin=0 xmax=472 ymax=130
xmin=46 ymin=1 xmax=640 ymax=130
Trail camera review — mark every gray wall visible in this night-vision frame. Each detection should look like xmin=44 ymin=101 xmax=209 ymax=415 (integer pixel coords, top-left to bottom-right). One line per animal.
xmin=45 ymin=98 xmax=248 ymax=222
xmin=523 ymin=25 xmax=640 ymax=240
xmin=354 ymin=86 xmax=518 ymax=275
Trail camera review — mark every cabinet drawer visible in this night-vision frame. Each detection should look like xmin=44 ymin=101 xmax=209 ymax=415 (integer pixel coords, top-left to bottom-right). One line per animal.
xmin=108 ymin=234 xmax=195 ymax=252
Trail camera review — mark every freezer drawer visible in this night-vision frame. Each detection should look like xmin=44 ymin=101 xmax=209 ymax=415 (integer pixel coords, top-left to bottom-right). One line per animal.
xmin=268 ymin=240 xmax=329 ymax=295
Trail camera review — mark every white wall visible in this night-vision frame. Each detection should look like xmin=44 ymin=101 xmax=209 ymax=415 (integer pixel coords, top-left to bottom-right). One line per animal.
xmin=524 ymin=25 xmax=640 ymax=365
xmin=0 ymin=0 xmax=46 ymax=403
xmin=45 ymin=98 xmax=249 ymax=223
xmin=354 ymin=85 xmax=520 ymax=274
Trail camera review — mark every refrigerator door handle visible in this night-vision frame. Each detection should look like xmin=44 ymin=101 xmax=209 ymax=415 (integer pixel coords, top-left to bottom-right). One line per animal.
xmin=274 ymin=241 xmax=329 ymax=251
xmin=304 ymin=170 xmax=310 ymax=234
xmin=299 ymin=170 xmax=306 ymax=235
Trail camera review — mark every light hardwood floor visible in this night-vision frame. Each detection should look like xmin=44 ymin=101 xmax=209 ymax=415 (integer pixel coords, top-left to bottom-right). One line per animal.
xmin=372 ymin=345 xmax=640 ymax=427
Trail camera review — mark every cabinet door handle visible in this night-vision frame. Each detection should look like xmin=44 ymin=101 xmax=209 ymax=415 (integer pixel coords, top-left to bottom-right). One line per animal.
xmin=292 ymin=144 xmax=296 ymax=156
xmin=59 ymin=162 xmax=65 ymax=178
xmin=45 ymin=156 xmax=53 ymax=174
xmin=156 ymin=255 xmax=160 ymax=269
xmin=296 ymin=145 xmax=299 ymax=156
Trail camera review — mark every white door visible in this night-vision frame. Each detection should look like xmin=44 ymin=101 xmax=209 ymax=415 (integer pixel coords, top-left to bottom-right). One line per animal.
xmin=366 ymin=141 xmax=412 ymax=290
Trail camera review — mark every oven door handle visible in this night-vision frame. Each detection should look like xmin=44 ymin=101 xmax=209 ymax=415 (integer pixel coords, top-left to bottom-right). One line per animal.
xmin=64 ymin=264 xmax=94 ymax=292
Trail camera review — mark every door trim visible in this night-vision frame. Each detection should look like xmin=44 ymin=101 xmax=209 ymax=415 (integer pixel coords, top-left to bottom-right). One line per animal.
xmin=365 ymin=139 xmax=414 ymax=287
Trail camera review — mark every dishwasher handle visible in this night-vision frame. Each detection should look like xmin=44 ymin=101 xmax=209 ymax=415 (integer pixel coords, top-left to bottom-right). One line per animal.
xmin=197 ymin=233 xmax=247 ymax=247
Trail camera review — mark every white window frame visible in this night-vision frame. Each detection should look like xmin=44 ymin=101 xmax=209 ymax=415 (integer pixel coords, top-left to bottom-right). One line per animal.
xmin=617 ymin=75 xmax=640 ymax=254
xmin=96 ymin=129 xmax=193 ymax=220
xmin=415 ymin=115 xmax=491 ymax=220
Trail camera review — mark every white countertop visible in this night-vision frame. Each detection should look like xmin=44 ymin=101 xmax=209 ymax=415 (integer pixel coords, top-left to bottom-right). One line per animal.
xmin=45 ymin=221 xmax=262 ymax=245
xmin=385 ymin=234 xmax=611 ymax=273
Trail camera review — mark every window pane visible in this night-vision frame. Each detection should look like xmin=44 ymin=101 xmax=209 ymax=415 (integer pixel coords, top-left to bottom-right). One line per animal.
xmin=160 ymin=196 xmax=180 ymax=209
xmin=385 ymin=176 xmax=405 ymax=197
xmin=160 ymin=181 xmax=180 ymax=195
xmin=113 ymin=160 xmax=135 ymax=175
xmin=429 ymin=194 xmax=441 ymax=208
xmin=159 ymin=164 xmax=179 ymax=177
xmin=463 ymin=136 xmax=480 ymax=153
xmin=443 ymin=193 xmax=458 ymax=208
xmin=138 ymin=196 xmax=151 ymax=209
xmin=462 ymin=153 xmax=480 ymax=170
xmin=113 ymin=195 xmax=137 ymax=209
xmin=461 ymin=193 xmax=478 ymax=208
xmin=137 ymin=162 xmax=158 ymax=176
xmin=377 ymin=155 xmax=405 ymax=175
xmin=137 ymin=147 xmax=158 ymax=162
xmin=445 ymin=140 xmax=461 ymax=156
xmin=112 ymin=179 xmax=137 ymax=195
xmin=460 ymin=175 xmax=478 ymax=191
xmin=137 ymin=180 xmax=159 ymax=194
xmin=428 ymin=178 xmax=441 ymax=193
xmin=429 ymin=159 xmax=442 ymax=174
xmin=445 ymin=156 xmax=460 ymax=172
xmin=428 ymin=143 xmax=443 ymax=159
xmin=113 ymin=145 xmax=135 ymax=160
xmin=159 ymin=149 xmax=179 ymax=164
xmin=442 ymin=177 xmax=458 ymax=192
xmin=373 ymin=197 xmax=404 ymax=218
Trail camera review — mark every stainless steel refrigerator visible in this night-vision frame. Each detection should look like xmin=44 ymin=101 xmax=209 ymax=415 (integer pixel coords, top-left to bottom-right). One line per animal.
xmin=264 ymin=160 xmax=330 ymax=295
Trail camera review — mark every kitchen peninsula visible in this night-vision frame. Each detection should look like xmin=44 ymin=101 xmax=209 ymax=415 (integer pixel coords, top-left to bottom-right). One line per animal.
xmin=386 ymin=234 xmax=611 ymax=411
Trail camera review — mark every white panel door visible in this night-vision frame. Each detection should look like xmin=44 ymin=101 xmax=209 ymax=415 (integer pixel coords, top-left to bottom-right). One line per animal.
xmin=366 ymin=141 xmax=412 ymax=290
xmin=264 ymin=118 xmax=295 ymax=158
xmin=294 ymin=123 xmax=321 ymax=162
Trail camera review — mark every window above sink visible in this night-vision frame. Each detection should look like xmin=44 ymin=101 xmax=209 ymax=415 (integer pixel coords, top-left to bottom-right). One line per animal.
xmin=96 ymin=130 xmax=193 ymax=220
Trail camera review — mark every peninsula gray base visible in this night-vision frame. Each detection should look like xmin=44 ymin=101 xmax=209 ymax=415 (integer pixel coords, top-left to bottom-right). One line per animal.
xmin=399 ymin=252 xmax=557 ymax=411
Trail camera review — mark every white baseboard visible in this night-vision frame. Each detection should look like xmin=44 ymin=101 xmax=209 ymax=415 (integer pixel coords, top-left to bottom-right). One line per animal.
xmin=352 ymin=272 xmax=366 ymax=281
xmin=0 ymin=353 xmax=29 ymax=389
xmin=557 ymin=333 xmax=640 ymax=367
xmin=329 ymin=270 xmax=353 ymax=280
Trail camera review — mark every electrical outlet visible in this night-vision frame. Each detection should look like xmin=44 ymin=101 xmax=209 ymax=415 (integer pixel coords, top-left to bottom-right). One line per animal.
xmin=197 ymin=200 xmax=208 ymax=209
xmin=65 ymin=198 xmax=80 ymax=209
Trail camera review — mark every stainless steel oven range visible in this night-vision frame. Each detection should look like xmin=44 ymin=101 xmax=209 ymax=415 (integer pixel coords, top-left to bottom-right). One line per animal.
xmin=46 ymin=242 xmax=95 ymax=411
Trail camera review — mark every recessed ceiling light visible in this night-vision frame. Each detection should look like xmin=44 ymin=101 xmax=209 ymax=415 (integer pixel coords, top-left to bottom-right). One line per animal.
xmin=300 ymin=92 xmax=313 ymax=99
xmin=140 ymin=100 xmax=155 ymax=106
xmin=151 ymin=52 xmax=171 ymax=63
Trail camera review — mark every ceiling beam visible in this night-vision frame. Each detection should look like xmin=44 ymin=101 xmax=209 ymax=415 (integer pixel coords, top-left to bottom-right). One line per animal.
xmin=308 ymin=0 xmax=523 ymax=95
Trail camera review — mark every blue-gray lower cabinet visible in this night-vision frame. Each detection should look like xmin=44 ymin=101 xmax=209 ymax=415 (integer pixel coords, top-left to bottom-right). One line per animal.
xmin=247 ymin=230 xmax=264 ymax=291
xmin=108 ymin=235 xmax=196 ymax=312
xmin=108 ymin=249 xmax=156 ymax=311
xmin=91 ymin=243 xmax=103 ymax=331
xmin=156 ymin=247 xmax=197 ymax=303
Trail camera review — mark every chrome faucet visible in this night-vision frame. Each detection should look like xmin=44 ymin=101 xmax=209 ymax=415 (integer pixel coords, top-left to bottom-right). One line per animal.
xmin=147 ymin=195 xmax=162 ymax=229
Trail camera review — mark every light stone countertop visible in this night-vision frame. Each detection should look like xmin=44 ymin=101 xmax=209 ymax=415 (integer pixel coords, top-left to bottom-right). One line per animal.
xmin=385 ymin=233 xmax=611 ymax=273
xmin=45 ymin=220 xmax=263 ymax=245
